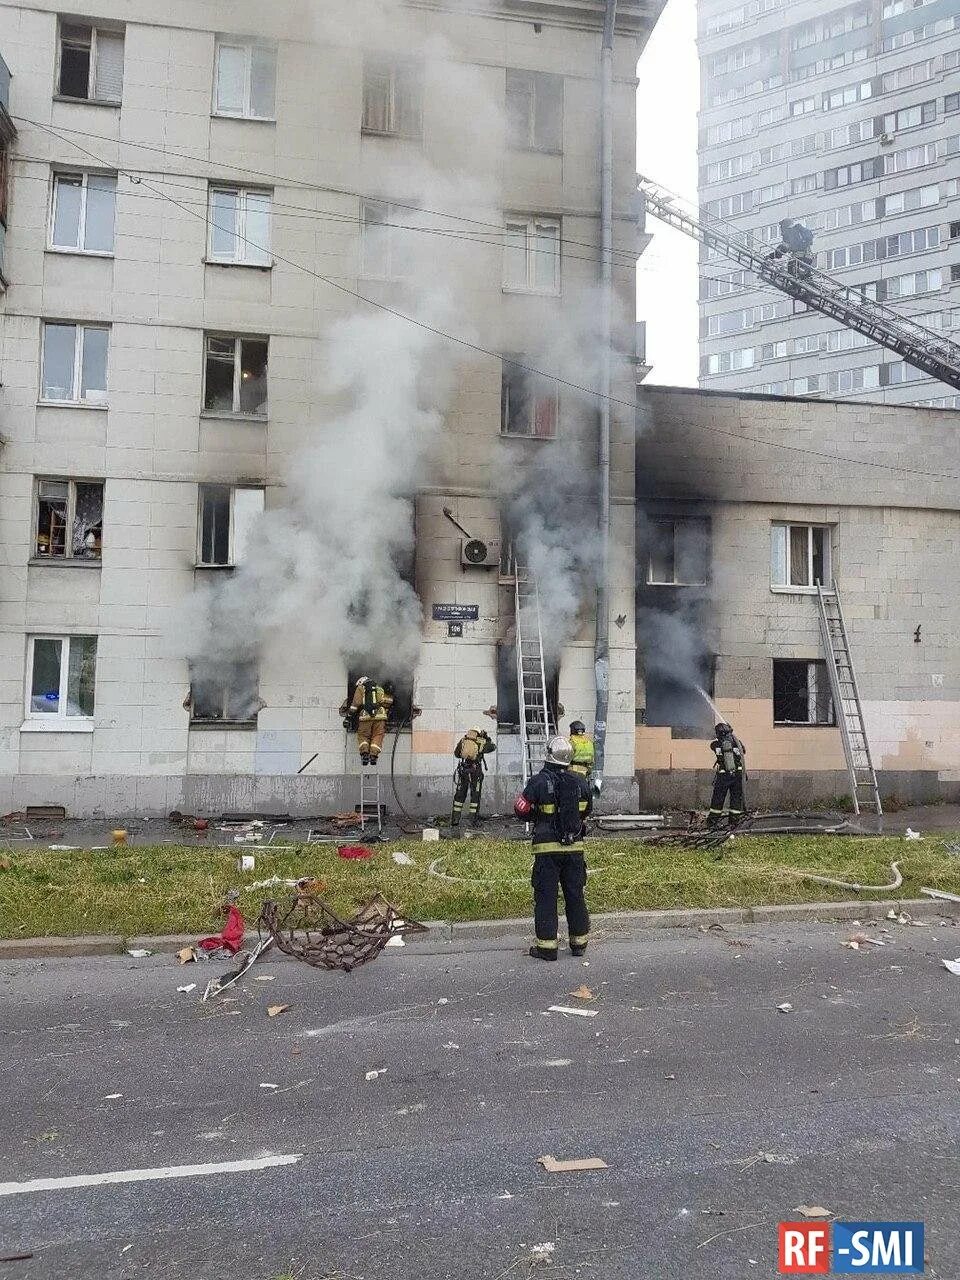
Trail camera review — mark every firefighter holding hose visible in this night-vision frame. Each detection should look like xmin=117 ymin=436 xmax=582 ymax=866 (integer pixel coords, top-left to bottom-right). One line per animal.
xmin=707 ymin=721 xmax=747 ymax=827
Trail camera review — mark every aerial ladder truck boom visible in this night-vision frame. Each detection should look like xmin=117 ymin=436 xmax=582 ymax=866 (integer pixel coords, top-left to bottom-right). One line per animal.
xmin=637 ymin=175 xmax=960 ymax=393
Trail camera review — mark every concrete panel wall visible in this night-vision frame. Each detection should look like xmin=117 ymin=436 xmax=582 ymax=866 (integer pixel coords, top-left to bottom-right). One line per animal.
xmin=0 ymin=1 xmax=647 ymax=815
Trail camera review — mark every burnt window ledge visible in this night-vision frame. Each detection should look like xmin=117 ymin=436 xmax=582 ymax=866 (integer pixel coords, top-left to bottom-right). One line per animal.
xmin=189 ymin=719 xmax=258 ymax=730
xmin=29 ymin=557 xmax=102 ymax=568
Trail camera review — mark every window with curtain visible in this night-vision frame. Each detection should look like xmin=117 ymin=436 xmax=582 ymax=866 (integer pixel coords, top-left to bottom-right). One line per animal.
xmin=770 ymin=523 xmax=831 ymax=590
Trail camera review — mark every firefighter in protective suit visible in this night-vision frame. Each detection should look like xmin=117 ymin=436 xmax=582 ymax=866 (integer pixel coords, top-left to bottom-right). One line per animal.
xmin=514 ymin=736 xmax=592 ymax=961
xmin=707 ymin=721 xmax=746 ymax=827
xmin=451 ymin=727 xmax=496 ymax=827
xmin=339 ymin=677 xmax=393 ymax=766
xmin=568 ymin=720 xmax=595 ymax=783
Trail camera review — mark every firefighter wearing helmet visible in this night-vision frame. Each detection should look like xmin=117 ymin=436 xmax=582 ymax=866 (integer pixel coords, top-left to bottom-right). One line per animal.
xmin=451 ymin=726 xmax=496 ymax=828
xmin=568 ymin=719 xmax=595 ymax=783
xmin=339 ymin=676 xmax=394 ymax=766
xmin=707 ymin=721 xmax=747 ymax=827
xmin=514 ymin=736 xmax=592 ymax=960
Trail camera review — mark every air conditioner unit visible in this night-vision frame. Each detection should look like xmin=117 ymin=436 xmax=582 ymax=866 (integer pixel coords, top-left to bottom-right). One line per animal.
xmin=461 ymin=538 xmax=500 ymax=568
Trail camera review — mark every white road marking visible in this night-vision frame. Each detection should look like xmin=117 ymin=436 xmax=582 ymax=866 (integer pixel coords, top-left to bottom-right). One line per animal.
xmin=0 ymin=1154 xmax=302 ymax=1198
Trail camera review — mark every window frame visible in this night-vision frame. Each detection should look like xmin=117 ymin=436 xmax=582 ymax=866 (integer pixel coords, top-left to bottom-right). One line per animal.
xmin=206 ymin=185 xmax=273 ymax=267
xmin=212 ymin=38 xmax=277 ymax=121
xmin=505 ymin=68 xmax=564 ymax=154
xmin=201 ymin=332 xmax=269 ymax=418
xmin=772 ymin=658 xmax=836 ymax=727
xmin=359 ymin=199 xmax=416 ymax=281
xmin=646 ymin=518 xmax=709 ymax=587
xmin=189 ymin=659 xmax=260 ymax=726
xmin=500 ymin=358 xmax=559 ymax=440
xmin=48 ymin=170 xmax=117 ymax=256
xmin=770 ymin=522 xmax=832 ymax=593
xmin=23 ymin=634 xmax=98 ymax=729
xmin=33 ymin=477 xmax=104 ymax=563
xmin=502 ymin=214 xmax=561 ymax=296
xmin=56 ymin=21 xmax=124 ymax=105
xmin=361 ymin=56 xmax=423 ymax=140
xmin=39 ymin=321 xmax=109 ymax=406
xmin=196 ymin=483 xmax=265 ymax=567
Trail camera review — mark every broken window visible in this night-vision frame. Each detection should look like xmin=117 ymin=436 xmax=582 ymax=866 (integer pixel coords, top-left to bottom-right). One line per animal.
xmin=770 ymin=523 xmax=831 ymax=590
xmin=360 ymin=200 xmax=416 ymax=280
xmin=642 ymin=647 xmax=715 ymax=737
xmin=647 ymin=519 xmax=709 ymax=586
xmin=214 ymin=38 xmax=277 ymax=119
xmin=207 ymin=186 xmax=272 ymax=265
xmin=203 ymin=334 xmax=268 ymax=416
xmin=58 ymin=22 xmax=124 ymax=103
xmin=362 ymin=57 xmax=422 ymax=138
xmin=496 ymin=638 xmax=560 ymax=732
xmin=501 ymin=359 xmax=558 ymax=439
xmin=40 ymin=322 xmax=108 ymax=404
xmin=26 ymin=634 xmax=97 ymax=720
xmin=50 ymin=172 xmax=117 ymax=253
xmin=190 ymin=660 xmax=260 ymax=723
xmin=506 ymin=70 xmax=563 ymax=152
xmin=197 ymin=485 xmax=264 ymax=566
xmin=503 ymin=216 xmax=560 ymax=293
xmin=773 ymin=659 xmax=835 ymax=725
xmin=35 ymin=478 xmax=103 ymax=560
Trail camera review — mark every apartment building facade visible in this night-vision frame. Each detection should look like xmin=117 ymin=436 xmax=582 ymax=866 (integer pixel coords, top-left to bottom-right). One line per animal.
xmin=636 ymin=386 xmax=960 ymax=808
xmin=697 ymin=0 xmax=960 ymax=408
xmin=0 ymin=0 xmax=662 ymax=817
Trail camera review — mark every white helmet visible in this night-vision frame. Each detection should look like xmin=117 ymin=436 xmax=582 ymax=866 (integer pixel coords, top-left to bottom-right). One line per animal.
xmin=545 ymin=735 xmax=573 ymax=766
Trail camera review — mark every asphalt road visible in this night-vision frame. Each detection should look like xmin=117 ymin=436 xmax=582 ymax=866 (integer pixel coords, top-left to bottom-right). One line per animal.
xmin=1 ymin=918 xmax=958 ymax=1280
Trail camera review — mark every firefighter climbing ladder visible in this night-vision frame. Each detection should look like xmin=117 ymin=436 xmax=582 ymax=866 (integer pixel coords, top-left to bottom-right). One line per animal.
xmin=637 ymin=176 xmax=960 ymax=391
xmin=817 ymin=582 xmax=883 ymax=819
xmin=514 ymin=562 xmax=553 ymax=785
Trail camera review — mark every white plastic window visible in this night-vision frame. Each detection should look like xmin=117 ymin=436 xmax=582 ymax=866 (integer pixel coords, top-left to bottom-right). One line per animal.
xmin=40 ymin=323 xmax=108 ymax=404
xmin=50 ymin=172 xmax=117 ymax=253
xmin=207 ymin=186 xmax=272 ymax=265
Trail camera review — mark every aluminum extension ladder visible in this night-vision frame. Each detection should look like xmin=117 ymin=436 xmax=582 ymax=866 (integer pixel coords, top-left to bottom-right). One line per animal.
xmin=817 ymin=582 xmax=882 ymax=818
xmin=358 ymin=762 xmax=383 ymax=837
xmin=514 ymin=561 xmax=554 ymax=786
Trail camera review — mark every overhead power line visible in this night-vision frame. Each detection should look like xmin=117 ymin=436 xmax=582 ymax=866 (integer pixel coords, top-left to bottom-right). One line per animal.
xmin=14 ymin=117 xmax=960 ymax=485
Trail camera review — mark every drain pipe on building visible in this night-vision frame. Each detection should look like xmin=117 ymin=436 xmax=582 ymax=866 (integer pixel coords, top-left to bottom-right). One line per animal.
xmin=593 ymin=0 xmax=617 ymax=793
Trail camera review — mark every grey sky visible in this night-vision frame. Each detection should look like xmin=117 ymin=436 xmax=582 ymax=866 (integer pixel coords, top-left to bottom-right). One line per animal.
xmin=636 ymin=0 xmax=699 ymax=388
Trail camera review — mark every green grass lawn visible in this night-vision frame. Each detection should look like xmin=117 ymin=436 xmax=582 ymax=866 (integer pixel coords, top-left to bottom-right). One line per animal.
xmin=1 ymin=833 xmax=958 ymax=941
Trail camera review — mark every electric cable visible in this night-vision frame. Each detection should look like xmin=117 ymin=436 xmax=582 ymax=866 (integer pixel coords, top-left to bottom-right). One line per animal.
xmin=16 ymin=117 xmax=960 ymax=484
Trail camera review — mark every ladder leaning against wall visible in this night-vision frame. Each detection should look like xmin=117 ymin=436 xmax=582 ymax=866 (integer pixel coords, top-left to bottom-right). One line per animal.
xmin=816 ymin=582 xmax=882 ymax=818
xmin=513 ymin=559 xmax=554 ymax=786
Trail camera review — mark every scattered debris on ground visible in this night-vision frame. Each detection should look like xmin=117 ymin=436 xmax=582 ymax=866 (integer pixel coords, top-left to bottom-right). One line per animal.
xmin=198 ymin=903 xmax=246 ymax=956
xmin=843 ymin=933 xmax=886 ymax=950
xmin=569 ymin=985 xmax=596 ymax=1000
xmin=365 ymin=1068 xmax=387 ymax=1081
xmin=941 ymin=958 xmax=960 ymax=976
xmin=538 ymin=1155 xmax=608 ymax=1173
xmin=267 ymin=1004 xmax=290 ymax=1018
xmin=259 ymin=891 xmax=426 ymax=972
xmin=778 ymin=1002 xmax=793 ymax=1013
xmin=127 ymin=949 xmax=152 ymax=958
xmin=201 ymin=935 xmax=274 ymax=1001
xmin=548 ymin=1004 xmax=598 ymax=1018
xmin=392 ymin=851 xmax=415 ymax=866
xmin=176 ymin=984 xmax=196 ymax=994
xmin=905 ymin=828 xmax=923 ymax=841
xmin=529 ymin=1243 xmax=556 ymax=1264
xmin=796 ymin=1205 xmax=832 ymax=1219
